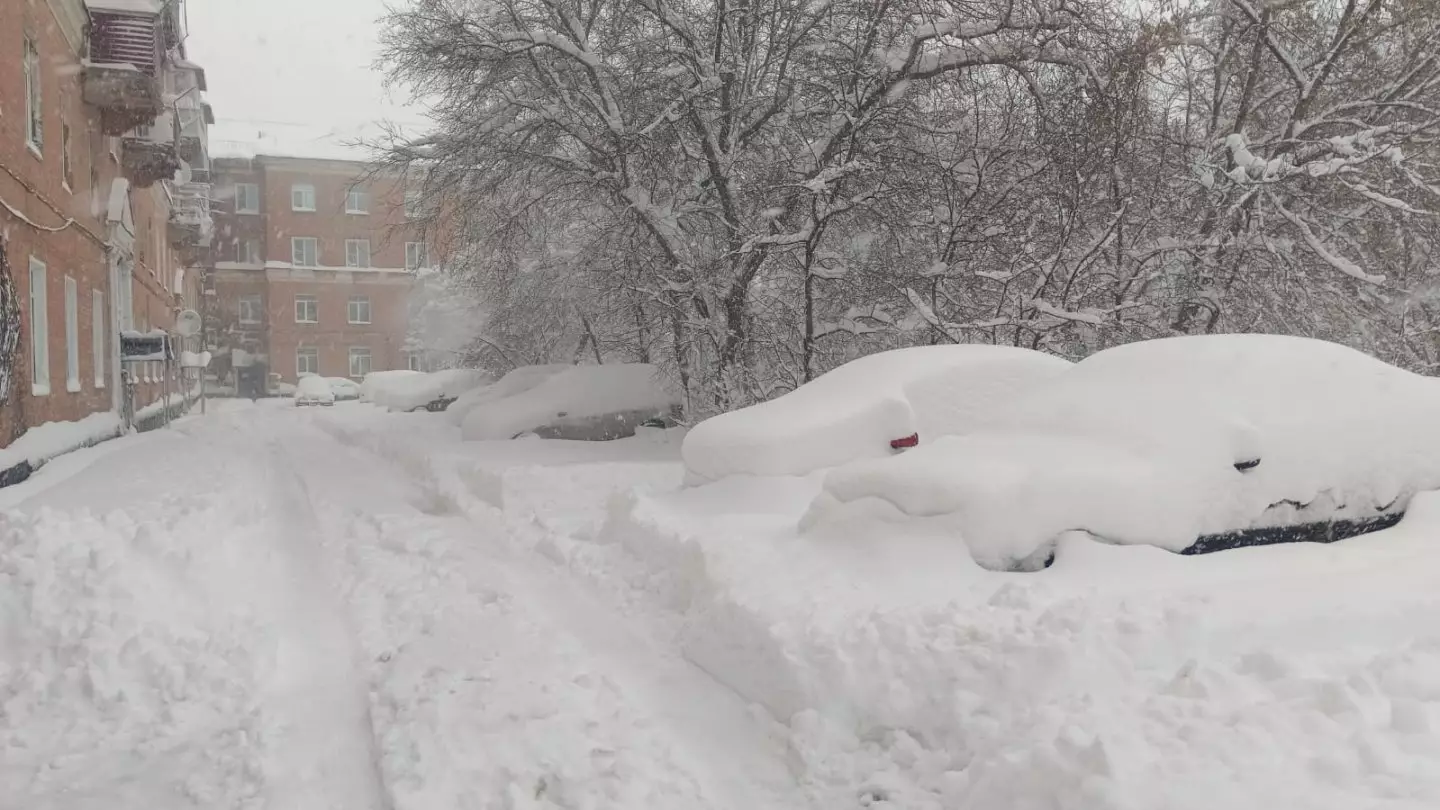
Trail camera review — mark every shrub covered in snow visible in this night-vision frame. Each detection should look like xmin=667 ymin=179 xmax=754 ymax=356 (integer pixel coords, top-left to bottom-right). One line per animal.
xmin=804 ymin=334 xmax=1440 ymax=569
xmin=461 ymin=363 xmax=680 ymax=441
xmin=682 ymin=345 xmax=1071 ymax=483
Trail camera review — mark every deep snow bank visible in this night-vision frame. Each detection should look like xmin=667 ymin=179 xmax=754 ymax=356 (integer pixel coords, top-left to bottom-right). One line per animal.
xmin=681 ymin=345 xmax=1070 ymax=483
xmin=462 ymin=363 xmax=680 ymax=441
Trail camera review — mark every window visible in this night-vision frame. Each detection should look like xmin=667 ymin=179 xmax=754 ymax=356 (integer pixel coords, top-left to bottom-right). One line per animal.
xmin=296 ymin=346 xmax=319 ymax=376
xmin=407 ymin=353 xmax=421 ymax=371
xmin=345 ymin=189 xmax=369 ymax=214
xmin=291 ymin=237 xmax=319 ymax=267
xmin=92 ymin=289 xmax=106 ymax=388
xmin=29 ymin=257 xmax=48 ymax=395
xmin=24 ymin=36 xmax=42 ymax=152
xmin=61 ymin=122 xmax=72 ymax=189
xmin=117 ymin=264 xmax=133 ymax=331
xmin=404 ymin=191 xmax=421 ymax=218
xmin=291 ymin=184 xmax=316 ymax=211
xmin=238 ymin=294 xmax=263 ymax=325
xmin=405 ymin=242 xmax=428 ymax=270
xmin=345 ymin=239 xmax=371 ymax=268
xmin=238 ymin=239 xmax=261 ymax=265
xmin=348 ymin=346 xmax=372 ymax=378
xmin=64 ymin=277 xmax=79 ymax=392
xmin=294 ymin=295 xmax=318 ymax=323
xmin=235 ymin=183 xmax=260 ymax=214
xmin=347 ymin=296 xmax=371 ymax=324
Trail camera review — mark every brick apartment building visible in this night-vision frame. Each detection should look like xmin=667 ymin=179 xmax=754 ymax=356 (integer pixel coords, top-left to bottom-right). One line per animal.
xmin=207 ymin=155 xmax=424 ymax=387
xmin=0 ymin=0 xmax=213 ymax=443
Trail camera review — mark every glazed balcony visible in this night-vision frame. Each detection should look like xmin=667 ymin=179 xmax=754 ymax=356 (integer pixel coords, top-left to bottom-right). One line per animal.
xmin=169 ymin=182 xmax=213 ymax=248
xmin=83 ymin=5 xmax=164 ymax=135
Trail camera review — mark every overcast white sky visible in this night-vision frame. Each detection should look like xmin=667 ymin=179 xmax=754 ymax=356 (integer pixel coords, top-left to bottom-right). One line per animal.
xmin=186 ymin=0 xmax=423 ymax=160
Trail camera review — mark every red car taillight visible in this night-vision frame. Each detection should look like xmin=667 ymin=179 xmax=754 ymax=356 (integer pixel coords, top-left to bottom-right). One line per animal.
xmin=890 ymin=433 xmax=919 ymax=450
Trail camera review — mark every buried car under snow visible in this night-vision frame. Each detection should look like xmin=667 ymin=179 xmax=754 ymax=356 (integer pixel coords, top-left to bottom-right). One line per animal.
xmin=293 ymin=374 xmax=336 ymax=407
xmin=802 ymin=335 xmax=1440 ymax=570
xmin=682 ymin=344 xmax=1072 ymax=483
xmin=461 ymin=363 xmax=681 ymax=441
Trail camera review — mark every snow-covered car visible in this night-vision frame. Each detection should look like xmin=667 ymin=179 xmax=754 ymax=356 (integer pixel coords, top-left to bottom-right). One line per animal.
xmin=803 ymin=335 xmax=1440 ymax=570
xmin=446 ymin=364 xmax=572 ymax=425
xmin=381 ymin=368 xmax=492 ymax=412
xmin=682 ymin=344 xmax=1072 ymax=483
xmin=327 ymin=377 xmax=361 ymax=401
xmin=293 ymin=374 xmax=336 ymax=407
xmin=359 ymin=369 xmax=422 ymax=403
xmin=461 ymin=363 xmax=680 ymax=441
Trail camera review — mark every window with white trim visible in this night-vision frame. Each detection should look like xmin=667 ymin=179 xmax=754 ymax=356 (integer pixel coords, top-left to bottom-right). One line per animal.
xmin=347 ymin=296 xmax=371 ymax=324
xmin=92 ymin=289 xmax=106 ymax=388
xmin=238 ymin=239 xmax=261 ymax=264
xmin=61 ymin=122 xmax=73 ymax=189
xmin=345 ymin=189 xmax=369 ymax=214
xmin=29 ymin=257 xmax=48 ymax=395
xmin=407 ymin=352 xmax=422 ymax=371
xmin=235 ymin=183 xmax=260 ymax=214
xmin=294 ymin=295 xmax=319 ymax=323
xmin=345 ymin=239 xmax=371 ymax=268
xmin=291 ymin=237 xmax=318 ymax=267
xmin=297 ymin=346 xmax=319 ymax=376
xmin=348 ymin=346 xmax=372 ymax=378
xmin=24 ymin=36 xmax=42 ymax=152
xmin=405 ymin=242 xmax=428 ymax=270
xmin=239 ymin=294 xmax=263 ymax=325
xmin=291 ymin=183 xmax=316 ymax=211
xmin=64 ymin=277 xmax=79 ymax=392
xmin=404 ymin=191 xmax=421 ymax=218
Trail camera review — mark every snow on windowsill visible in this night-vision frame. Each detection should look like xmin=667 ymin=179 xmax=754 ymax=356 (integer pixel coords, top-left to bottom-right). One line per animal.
xmin=31 ymin=384 xmax=51 ymax=398
xmin=66 ymin=379 xmax=82 ymax=393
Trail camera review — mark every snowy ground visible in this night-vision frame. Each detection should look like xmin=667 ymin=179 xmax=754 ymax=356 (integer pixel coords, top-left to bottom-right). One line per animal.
xmin=4 ymin=400 xmax=1440 ymax=809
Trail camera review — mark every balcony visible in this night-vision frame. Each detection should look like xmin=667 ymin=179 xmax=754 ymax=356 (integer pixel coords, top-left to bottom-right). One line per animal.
xmin=83 ymin=6 xmax=164 ymax=135
xmin=169 ymin=182 xmax=213 ymax=248
xmin=121 ymin=120 xmax=181 ymax=188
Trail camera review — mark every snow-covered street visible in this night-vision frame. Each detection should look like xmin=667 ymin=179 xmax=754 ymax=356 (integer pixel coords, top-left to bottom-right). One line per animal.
xmin=7 ymin=400 xmax=1440 ymax=809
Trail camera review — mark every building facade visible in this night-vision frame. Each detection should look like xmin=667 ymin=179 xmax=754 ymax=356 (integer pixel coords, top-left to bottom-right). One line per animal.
xmin=0 ymin=0 xmax=213 ymax=443
xmin=207 ymin=156 xmax=422 ymax=387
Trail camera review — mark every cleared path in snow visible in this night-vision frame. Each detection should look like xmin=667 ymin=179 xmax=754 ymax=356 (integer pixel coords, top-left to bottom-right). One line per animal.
xmin=267 ymin=408 xmax=817 ymax=810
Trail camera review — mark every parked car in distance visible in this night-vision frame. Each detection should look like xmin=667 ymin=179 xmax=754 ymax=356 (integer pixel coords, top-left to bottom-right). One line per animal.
xmin=327 ymin=377 xmax=361 ymax=401
xmin=294 ymin=374 xmax=336 ymax=407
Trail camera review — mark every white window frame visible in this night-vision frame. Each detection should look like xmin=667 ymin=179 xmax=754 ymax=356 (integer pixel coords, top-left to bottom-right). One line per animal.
xmin=291 ymin=184 xmax=316 ymax=212
xmin=238 ymin=239 xmax=261 ymax=265
xmin=347 ymin=295 xmax=372 ymax=325
xmin=235 ymin=183 xmax=260 ymax=214
xmin=296 ymin=346 xmax=319 ymax=376
xmin=405 ymin=242 xmax=428 ymax=270
xmin=345 ymin=239 xmax=371 ymax=268
xmin=92 ymin=289 xmax=105 ymax=388
xmin=348 ymin=346 xmax=372 ymax=378
xmin=24 ymin=36 xmax=42 ymax=154
xmin=345 ymin=189 xmax=369 ymax=214
xmin=29 ymin=257 xmax=48 ymax=396
xmin=64 ymin=277 xmax=79 ymax=392
xmin=238 ymin=294 xmax=263 ymax=325
xmin=61 ymin=121 xmax=72 ymax=190
xmin=404 ymin=191 xmax=421 ymax=218
xmin=291 ymin=237 xmax=319 ymax=267
xmin=294 ymin=295 xmax=319 ymax=324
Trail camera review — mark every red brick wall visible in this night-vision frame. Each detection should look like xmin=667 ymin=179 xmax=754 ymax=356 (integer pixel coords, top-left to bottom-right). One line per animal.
xmin=267 ymin=272 xmax=411 ymax=381
xmin=0 ymin=0 xmax=205 ymax=444
xmin=263 ymin=163 xmax=418 ymax=270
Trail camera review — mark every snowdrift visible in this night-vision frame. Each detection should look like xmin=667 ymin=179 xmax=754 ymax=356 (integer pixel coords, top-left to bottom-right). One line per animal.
xmin=461 ymin=363 xmax=680 ymax=441
xmin=804 ymin=334 xmax=1440 ymax=568
xmin=682 ymin=344 xmax=1071 ymax=483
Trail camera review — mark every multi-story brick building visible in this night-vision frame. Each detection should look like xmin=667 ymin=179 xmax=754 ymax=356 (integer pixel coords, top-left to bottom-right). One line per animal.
xmin=208 ymin=155 xmax=423 ymax=388
xmin=0 ymin=0 xmax=213 ymax=443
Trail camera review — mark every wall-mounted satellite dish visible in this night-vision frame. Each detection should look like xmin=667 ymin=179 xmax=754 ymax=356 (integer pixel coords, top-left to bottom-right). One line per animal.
xmin=175 ymin=309 xmax=202 ymax=338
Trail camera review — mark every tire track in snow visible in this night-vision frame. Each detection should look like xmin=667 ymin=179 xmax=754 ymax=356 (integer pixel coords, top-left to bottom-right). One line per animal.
xmin=253 ymin=439 xmax=392 ymax=810
xmin=287 ymin=412 xmax=818 ymax=810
